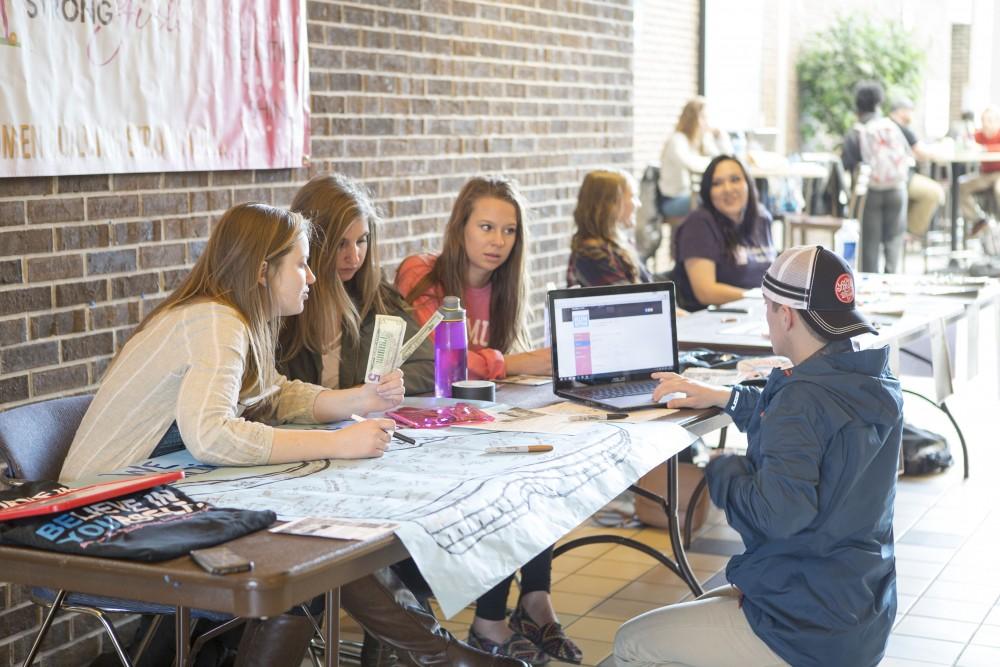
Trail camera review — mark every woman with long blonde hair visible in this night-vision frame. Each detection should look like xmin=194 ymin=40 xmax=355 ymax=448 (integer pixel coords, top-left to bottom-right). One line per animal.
xmin=567 ymin=168 xmax=651 ymax=287
xmin=658 ymin=96 xmax=731 ymax=218
xmin=281 ymin=173 xmax=434 ymax=393
xmin=63 ymin=202 xmax=401 ymax=482
xmin=396 ymin=177 xmax=579 ymax=665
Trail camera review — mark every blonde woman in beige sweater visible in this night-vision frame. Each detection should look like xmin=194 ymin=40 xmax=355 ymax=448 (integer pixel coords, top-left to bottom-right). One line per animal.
xmin=61 ymin=202 xmax=526 ymax=667
xmin=62 ymin=202 xmax=402 ymax=482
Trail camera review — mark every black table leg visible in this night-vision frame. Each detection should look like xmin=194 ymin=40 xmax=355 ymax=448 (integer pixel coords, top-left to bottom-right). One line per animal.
xmin=951 ymin=163 xmax=966 ymax=252
xmin=667 ymin=456 xmax=704 ymax=596
xmin=552 ymin=452 xmax=705 ymax=598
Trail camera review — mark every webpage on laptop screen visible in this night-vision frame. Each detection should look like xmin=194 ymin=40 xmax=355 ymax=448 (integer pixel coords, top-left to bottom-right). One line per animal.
xmin=554 ymin=290 xmax=674 ymax=381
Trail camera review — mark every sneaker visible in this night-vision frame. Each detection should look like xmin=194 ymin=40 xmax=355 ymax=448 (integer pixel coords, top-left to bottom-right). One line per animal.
xmin=467 ymin=626 xmax=549 ymax=665
xmin=509 ymin=603 xmax=583 ymax=664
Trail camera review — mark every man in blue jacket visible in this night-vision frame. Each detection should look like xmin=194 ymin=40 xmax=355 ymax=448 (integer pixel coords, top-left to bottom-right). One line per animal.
xmin=614 ymin=246 xmax=902 ymax=667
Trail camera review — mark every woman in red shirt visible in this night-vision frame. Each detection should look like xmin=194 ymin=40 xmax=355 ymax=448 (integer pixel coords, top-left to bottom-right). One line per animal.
xmin=396 ymin=177 xmax=550 ymax=380
xmin=396 ymin=177 xmax=580 ymax=665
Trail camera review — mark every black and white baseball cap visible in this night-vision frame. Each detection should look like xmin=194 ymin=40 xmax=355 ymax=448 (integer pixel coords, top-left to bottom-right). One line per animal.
xmin=761 ymin=245 xmax=877 ymax=341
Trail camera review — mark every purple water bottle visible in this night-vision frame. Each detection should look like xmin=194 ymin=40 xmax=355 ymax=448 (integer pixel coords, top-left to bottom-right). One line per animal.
xmin=434 ymin=296 xmax=468 ymax=398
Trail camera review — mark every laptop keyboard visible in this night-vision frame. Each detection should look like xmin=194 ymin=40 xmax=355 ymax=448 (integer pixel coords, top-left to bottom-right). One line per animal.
xmin=575 ymin=380 xmax=659 ymax=400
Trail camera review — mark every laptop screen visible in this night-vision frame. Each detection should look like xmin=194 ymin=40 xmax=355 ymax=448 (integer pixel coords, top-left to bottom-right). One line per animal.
xmin=548 ymin=282 xmax=678 ymax=384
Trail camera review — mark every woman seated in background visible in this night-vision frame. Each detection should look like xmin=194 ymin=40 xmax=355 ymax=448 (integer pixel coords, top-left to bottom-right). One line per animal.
xmin=61 ymin=203 xmax=522 ymax=667
xmin=658 ymin=96 xmax=732 ymax=218
xmin=566 ymin=168 xmax=651 ymax=287
xmin=396 ymin=176 xmax=580 ymax=665
xmin=671 ymin=155 xmax=776 ymax=311
xmin=280 ymin=173 xmax=435 ymax=394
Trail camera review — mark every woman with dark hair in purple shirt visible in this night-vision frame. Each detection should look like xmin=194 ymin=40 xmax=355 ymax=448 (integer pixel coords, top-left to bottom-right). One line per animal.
xmin=671 ymin=155 xmax=776 ymax=310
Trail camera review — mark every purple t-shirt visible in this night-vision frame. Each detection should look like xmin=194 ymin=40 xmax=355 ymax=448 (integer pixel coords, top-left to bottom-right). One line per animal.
xmin=672 ymin=206 xmax=776 ymax=310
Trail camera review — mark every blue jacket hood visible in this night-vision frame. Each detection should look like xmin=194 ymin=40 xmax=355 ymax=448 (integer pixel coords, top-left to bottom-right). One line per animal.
xmin=764 ymin=344 xmax=902 ymax=429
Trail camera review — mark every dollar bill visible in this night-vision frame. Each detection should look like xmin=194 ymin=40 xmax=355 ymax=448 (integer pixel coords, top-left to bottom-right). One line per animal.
xmin=397 ymin=310 xmax=444 ymax=366
xmin=365 ymin=314 xmax=406 ymax=384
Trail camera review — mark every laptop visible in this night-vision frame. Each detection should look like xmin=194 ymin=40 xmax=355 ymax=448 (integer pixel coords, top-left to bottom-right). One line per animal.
xmin=547 ymin=282 xmax=680 ymax=411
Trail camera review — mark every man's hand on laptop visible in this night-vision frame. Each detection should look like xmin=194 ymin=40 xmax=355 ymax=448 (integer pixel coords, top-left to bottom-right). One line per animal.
xmin=651 ymin=372 xmax=731 ymax=410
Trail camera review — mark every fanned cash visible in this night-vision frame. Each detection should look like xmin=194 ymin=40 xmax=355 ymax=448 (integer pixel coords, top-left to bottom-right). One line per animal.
xmin=365 ymin=315 xmax=406 ymax=383
xmin=397 ymin=310 xmax=443 ymax=366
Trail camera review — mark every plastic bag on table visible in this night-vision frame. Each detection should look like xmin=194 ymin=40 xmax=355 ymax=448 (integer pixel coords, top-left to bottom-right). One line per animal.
xmin=385 ymin=403 xmax=495 ymax=429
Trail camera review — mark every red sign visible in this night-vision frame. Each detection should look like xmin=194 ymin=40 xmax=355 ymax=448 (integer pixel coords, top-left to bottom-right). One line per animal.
xmin=834 ymin=273 xmax=854 ymax=304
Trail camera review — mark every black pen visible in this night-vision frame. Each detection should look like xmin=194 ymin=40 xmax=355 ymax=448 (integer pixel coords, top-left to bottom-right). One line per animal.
xmin=707 ymin=306 xmax=750 ymax=314
xmin=350 ymin=414 xmax=416 ymax=445
xmin=568 ymin=412 xmax=629 ymax=421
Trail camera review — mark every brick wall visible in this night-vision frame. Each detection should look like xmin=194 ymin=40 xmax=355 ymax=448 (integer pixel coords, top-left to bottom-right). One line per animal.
xmin=632 ymin=0 xmax=700 ymax=168
xmin=0 ymin=0 xmax=639 ymax=662
xmin=1 ymin=0 xmax=638 ymax=410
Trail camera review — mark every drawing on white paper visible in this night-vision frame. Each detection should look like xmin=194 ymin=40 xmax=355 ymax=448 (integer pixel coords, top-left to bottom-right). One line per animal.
xmin=104 ymin=421 xmax=695 ymax=617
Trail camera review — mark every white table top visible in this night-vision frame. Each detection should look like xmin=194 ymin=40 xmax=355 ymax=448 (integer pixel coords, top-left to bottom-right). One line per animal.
xmin=922 ymin=150 xmax=1000 ymax=166
xmin=677 ymin=297 xmax=962 ymax=355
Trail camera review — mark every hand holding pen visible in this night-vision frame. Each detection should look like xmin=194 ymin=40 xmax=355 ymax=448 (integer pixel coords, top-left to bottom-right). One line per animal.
xmin=350 ymin=414 xmax=416 ymax=446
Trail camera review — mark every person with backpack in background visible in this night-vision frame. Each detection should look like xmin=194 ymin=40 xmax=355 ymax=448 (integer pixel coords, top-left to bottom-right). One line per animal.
xmin=842 ymin=81 xmax=911 ymax=273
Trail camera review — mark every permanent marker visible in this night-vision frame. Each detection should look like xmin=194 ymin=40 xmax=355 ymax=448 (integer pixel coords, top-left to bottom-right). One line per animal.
xmin=350 ymin=414 xmax=416 ymax=445
xmin=707 ymin=306 xmax=750 ymax=314
xmin=568 ymin=413 xmax=629 ymax=421
xmin=485 ymin=445 xmax=554 ymax=454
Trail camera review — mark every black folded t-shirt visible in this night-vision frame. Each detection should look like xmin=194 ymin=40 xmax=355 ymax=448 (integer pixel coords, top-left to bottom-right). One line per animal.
xmin=0 ymin=481 xmax=275 ymax=562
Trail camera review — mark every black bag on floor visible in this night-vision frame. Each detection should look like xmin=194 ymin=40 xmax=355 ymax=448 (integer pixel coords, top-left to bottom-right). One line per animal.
xmin=901 ymin=423 xmax=953 ymax=475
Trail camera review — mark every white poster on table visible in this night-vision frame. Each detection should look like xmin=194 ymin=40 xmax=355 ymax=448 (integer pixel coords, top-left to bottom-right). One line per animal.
xmin=0 ymin=0 xmax=308 ymax=176
xmin=101 ymin=422 xmax=696 ymax=618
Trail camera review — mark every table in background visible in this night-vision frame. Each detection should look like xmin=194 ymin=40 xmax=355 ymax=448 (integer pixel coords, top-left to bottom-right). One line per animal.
xmin=677 ymin=281 xmax=996 ymax=479
xmin=854 ymin=273 xmax=1000 ymax=397
xmin=676 ymin=294 xmax=965 ymax=368
xmin=923 ymin=150 xmax=1000 ymax=252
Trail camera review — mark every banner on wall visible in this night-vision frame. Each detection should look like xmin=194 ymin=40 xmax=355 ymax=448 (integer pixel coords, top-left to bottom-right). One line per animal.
xmin=0 ymin=0 xmax=309 ymax=177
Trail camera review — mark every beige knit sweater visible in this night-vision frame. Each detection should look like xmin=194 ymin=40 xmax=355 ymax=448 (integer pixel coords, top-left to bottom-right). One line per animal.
xmin=61 ymin=301 xmax=323 ymax=482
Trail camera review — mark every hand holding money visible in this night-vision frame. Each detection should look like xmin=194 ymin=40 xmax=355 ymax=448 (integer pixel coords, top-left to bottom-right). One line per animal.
xmin=397 ymin=310 xmax=443 ymax=365
xmin=365 ymin=315 xmax=406 ymax=383
xmin=366 ymin=312 xmax=445 ymax=383
xmin=361 ymin=369 xmax=405 ymax=413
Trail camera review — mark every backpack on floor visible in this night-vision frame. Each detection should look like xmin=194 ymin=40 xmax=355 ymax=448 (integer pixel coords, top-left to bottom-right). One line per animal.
xmin=901 ymin=423 xmax=953 ymax=476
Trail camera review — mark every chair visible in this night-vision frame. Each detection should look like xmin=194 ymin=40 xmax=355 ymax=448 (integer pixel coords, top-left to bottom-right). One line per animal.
xmin=0 ymin=396 xmax=239 ymax=667
xmin=637 ymin=165 xmax=698 ymax=272
xmin=783 ymin=165 xmax=871 ymax=252
xmin=0 ymin=394 xmax=92 ymax=480
xmin=635 ymin=165 xmax=665 ymax=264
xmin=653 ymin=170 xmax=700 ymax=270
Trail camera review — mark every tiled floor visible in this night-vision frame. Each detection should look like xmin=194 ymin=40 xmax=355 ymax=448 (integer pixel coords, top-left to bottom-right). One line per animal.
xmin=335 ymin=343 xmax=999 ymax=666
